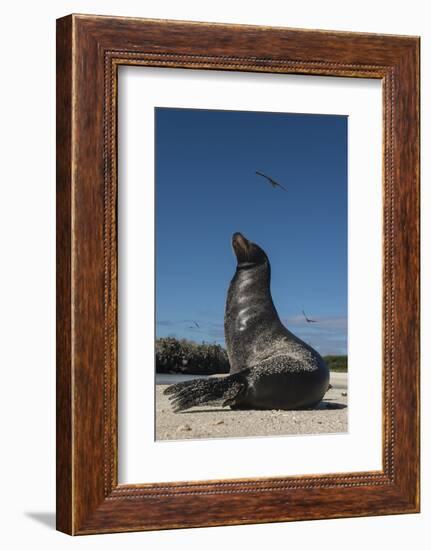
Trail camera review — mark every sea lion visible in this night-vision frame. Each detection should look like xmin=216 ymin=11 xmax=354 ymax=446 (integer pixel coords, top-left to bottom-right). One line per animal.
xmin=164 ymin=232 xmax=330 ymax=412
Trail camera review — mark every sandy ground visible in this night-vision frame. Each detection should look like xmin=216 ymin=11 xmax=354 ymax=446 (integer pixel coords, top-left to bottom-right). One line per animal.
xmin=156 ymin=372 xmax=347 ymax=441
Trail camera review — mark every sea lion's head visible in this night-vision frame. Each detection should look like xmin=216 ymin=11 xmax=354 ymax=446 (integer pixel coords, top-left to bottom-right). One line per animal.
xmin=232 ymin=232 xmax=268 ymax=269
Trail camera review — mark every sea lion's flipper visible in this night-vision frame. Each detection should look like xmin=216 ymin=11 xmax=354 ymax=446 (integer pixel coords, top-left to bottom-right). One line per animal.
xmin=164 ymin=373 xmax=247 ymax=413
xmin=163 ymin=378 xmax=198 ymax=396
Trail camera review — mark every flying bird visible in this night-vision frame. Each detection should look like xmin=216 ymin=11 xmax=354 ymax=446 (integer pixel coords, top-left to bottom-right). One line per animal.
xmin=302 ymin=309 xmax=317 ymax=323
xmin=188 ymin=321 xmax=200 ymax=329
xmin=255 ymin=171 xmax=288 ymax=193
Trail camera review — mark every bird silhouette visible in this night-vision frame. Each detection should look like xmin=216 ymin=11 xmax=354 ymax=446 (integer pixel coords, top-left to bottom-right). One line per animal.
xmin=188 ymin=321 xmax=200 ymax=329
xmin=255 ymin=171 xmax=288 ymax=192
xmin=302 ymin=309 xmax=317 ymax=323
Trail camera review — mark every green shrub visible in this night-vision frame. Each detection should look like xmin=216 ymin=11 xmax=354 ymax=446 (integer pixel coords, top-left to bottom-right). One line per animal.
xmin=155 ymin=338 xmax=347 ymax=374
xmin=155 ymin=337 xmax=230 ymax=374
xmin=323 ymin=355 xmax=348 ymax=372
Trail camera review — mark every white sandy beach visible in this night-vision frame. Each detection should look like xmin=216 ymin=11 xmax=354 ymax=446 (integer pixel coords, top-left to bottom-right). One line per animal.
xmin=156 ymin=372 xmax=347 ymax=441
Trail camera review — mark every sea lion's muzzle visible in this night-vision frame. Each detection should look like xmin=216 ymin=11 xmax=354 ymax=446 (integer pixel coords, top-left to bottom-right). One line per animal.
xmin=232 ymin=233 xmax=249 ymax=255
xmin=232 ymin=232 xmax=250 ymax=260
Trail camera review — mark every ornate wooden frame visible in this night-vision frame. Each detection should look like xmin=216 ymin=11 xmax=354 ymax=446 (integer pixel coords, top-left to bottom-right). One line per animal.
xmin=56 ymin=14 xmax=420 ymax=535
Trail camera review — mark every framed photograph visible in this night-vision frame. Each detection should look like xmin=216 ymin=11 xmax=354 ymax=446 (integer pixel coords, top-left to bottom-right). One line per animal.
xmin=56 ymin=14 xmax=420 ymax=534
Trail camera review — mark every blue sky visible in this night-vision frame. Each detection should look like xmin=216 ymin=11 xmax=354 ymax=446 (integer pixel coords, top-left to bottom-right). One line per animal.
xmin=155 ymin=107 xmax=347 ymax=355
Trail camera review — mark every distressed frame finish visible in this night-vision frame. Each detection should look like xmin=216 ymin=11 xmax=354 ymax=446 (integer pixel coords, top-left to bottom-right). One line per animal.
xmin=56 ymin=14 xmax=420 ymax=535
